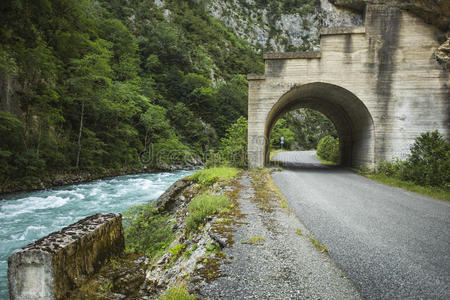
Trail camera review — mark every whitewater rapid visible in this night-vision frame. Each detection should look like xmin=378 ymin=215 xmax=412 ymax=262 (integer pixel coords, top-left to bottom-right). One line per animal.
xmin=0 ymin=170 xmax=193 ymax=298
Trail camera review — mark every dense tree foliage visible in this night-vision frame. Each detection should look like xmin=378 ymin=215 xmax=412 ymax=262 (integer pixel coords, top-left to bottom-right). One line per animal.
xmin=270 ymin=119 xmax=296 ymax=149
xmin=0 ymin=0 xmax=263 ymax=183
xmin=207 ymin=116 xmax=248 ymax=168
xmin=270 ymin=108 xmax=337 ymax=150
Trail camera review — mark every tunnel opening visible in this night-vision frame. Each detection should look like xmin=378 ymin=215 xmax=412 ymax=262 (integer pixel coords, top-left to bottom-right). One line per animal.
xmin=264 ymin=82 xmax=375 ymax=168
xmin=268 ymin=108 xmax=340 ymax=166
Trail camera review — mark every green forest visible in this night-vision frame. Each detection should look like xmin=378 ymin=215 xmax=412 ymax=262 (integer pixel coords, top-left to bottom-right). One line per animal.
xmin=2 ymin=0 xmax=447 ymax=197
xmin=0 ymin=0 xmax=267 ymax=185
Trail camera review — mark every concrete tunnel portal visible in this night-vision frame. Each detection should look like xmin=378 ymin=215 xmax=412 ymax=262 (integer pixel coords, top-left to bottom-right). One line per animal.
xmin=248 ymin=5 xmax=449 ymax=169
xmin=264 ymin=82 xmax=376 ymax=167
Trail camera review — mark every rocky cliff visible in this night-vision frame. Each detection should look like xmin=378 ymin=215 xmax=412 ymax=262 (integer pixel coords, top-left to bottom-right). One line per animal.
xmin=205 ymin=0 xmax=449 ymax=61
xmin=206 ymin=0 xmax=362 ymax=51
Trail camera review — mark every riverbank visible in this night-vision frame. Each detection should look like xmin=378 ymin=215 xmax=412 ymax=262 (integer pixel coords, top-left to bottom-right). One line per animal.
xmin=0 ymin=161 xmax=202 ymax=195
xmin=1 ymin=169 xmax=195 ymax=299
xmin=71 ymin=168 xmax=360 ymax=299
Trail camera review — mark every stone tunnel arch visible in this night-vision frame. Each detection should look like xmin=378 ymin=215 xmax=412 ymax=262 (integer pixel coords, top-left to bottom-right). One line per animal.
xmin=264 ymin=82 xmax=375 ymax=168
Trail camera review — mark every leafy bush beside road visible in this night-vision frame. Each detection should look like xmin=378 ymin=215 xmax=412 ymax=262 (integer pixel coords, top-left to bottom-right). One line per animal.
xmin=376 ymin=131 xmax=449 ymax=188
xmin=368 ymin=131 xmax=449 ymax=201
xmin=316 ymin=135 xmax=340 ymax=164
xmin=402 ymin=131 xmax=449 ymax=187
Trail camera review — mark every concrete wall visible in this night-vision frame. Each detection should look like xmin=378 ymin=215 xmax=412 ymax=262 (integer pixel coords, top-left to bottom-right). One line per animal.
xmin=248 ymin=3 xmax=449 ymax=168
xmin=8 ymin=213 xmax=124 ymax=300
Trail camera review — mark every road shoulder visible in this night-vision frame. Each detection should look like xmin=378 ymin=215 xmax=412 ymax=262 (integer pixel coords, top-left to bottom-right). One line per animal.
xmin=196 ymin=169 xmax=360 ymax=299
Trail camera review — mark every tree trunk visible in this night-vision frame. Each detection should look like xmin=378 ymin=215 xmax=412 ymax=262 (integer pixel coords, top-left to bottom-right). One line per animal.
xmin=36 ymin=122 xmax=42 ymax=155
xmin=76 ymin=99 xmax=85 ymax=169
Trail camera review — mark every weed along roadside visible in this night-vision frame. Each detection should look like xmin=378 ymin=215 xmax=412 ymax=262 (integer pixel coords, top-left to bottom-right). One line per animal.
xmin=66 ymin=167 xmax=360 ymax=299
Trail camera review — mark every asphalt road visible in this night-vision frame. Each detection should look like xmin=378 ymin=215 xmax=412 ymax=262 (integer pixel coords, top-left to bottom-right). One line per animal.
xmin=272 ymin=151 xmax=450 ymax=299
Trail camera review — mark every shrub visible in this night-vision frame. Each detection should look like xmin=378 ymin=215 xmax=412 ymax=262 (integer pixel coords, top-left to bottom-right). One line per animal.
xmin=169 ymin=244 xmax=186 ymax=258
xmin=374 ymin=131 xmax=450 ymax=188
xmin=189 ymin=167 xmax=240 ymax=186
xmin=376 ymin=159 xmax=405 ymax=177
xmin=159 ymin=285 xmax=196 ymax=300
xmin=123 ymin=203 xmax=174 ymax=257
xmin=207 ymin=116 xmax=248 ymax=168
xmin=402 ymin=131 xmax=449 ymax=187
xmin=316 ymin=135 xmax=340 ymax=163
xmin=186 ymin=193 xmax=232 ymax=231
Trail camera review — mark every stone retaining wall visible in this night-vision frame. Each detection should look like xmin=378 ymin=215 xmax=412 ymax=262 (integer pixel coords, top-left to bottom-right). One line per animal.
xmin=8 ymin=213 xmax=124 ymax=300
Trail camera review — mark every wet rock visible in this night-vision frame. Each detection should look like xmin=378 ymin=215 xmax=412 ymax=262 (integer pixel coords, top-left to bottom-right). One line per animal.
xmin=155 ymin=179 xmax=193 ymax=213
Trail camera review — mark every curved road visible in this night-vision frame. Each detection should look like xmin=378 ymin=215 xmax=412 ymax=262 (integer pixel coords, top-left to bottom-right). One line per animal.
xmin=272 ymin=151 xmax=450 ymax=299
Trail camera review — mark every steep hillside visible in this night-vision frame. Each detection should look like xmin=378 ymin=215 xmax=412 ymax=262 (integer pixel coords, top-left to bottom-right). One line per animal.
xmin=0 ymin=0 xmax=264 ymax=190
xmin=206 ymin=0 xmax=362 ymax=51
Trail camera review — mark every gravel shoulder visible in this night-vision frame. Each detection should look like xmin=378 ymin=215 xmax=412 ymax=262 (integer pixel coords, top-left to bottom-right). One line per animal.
xmin=197 ymin=171 xmax=361 ymax=299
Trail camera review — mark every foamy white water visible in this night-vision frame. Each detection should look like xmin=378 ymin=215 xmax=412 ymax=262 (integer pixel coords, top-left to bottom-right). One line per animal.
xmin=0 ymin=170 xmax=193 ymax=299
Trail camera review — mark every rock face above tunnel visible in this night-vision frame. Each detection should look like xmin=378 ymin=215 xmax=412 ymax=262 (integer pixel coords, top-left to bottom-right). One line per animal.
xmin=331 ymin=0 xmax=450 ymax=31
xmin=8 ymin=213 xmax=124 ymax=300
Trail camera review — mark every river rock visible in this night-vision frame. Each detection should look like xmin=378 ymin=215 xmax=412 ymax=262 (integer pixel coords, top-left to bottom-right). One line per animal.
xmin=155 ymin=179 xmax=193 ymax=213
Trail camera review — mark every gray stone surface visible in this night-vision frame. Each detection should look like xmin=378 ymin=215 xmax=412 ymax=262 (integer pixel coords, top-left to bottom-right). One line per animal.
xmin=198 ymin=173 xmax=361 ymax=299
xmin=248 ymin=3 xmax=449 ymax=169
xmin=8 ymin=213 xmax=124 ymax=300
xmin=155 ymin=178 xmax=192 ymax=213
xmin=272 ymin=151 xmax=450 ymax=299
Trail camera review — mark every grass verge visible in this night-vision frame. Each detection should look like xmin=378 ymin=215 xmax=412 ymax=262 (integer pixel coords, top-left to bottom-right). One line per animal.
xmin=186 ymin=192 xmax=233 ymax=231
xmin=159 ymin=284 xmax=196 ymax=300
xmin=250 ymin=168 xmax=290 ymax=212
xmin=269 ymin=149 xmax=286 ymax=161
xmin=365 ymin=173 xmax=450 ymax=201
xmin=189 ymin=167 xmax=240 ymax=186
xmin=315 ymin=153 xmax=338 ymax=166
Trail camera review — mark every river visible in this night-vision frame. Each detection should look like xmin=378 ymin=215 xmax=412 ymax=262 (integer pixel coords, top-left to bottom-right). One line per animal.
xmin=0 ymin=170 xmax=193 ymax=299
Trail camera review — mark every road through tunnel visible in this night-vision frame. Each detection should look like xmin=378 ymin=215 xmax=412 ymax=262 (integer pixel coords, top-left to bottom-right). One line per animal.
xmin=264 ymin=83 xmax=375 ymax=168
